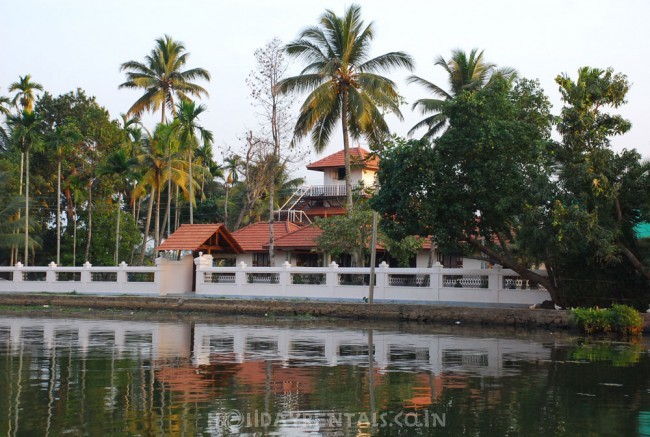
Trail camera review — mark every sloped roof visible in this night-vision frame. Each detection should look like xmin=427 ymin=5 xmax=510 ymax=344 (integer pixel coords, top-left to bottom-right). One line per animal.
xmin=306 ymin=147 xmax=379 ymax=171
xmin=232 ymin=221 xmax=302 ymax=252
xmin=155 ymin=224 xmax=243 ymax=253
xmin=265 ymin=225 xmax=323 ymax=250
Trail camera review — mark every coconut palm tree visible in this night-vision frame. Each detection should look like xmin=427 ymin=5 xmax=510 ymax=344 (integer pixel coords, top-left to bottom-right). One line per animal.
xmin=408 ymin=48 xmax=516 ymax=139
xmin=173 ymin=100 xmax=213 ymax=224
xmin=279 ymin=4 xmax=413 ymax=212
xmin=46 ymin=123 xmax=82 ymax=265
xmin=120 ymin=35 xmax=210 ymax=238
xmin=136 ymin=124 xmax=188 ymax=264
xmin=119 ymin=35 xmax=210 ymax=124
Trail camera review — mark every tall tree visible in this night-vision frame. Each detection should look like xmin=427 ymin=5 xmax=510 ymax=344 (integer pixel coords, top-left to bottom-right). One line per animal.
xmin=279 ymin=4 xmax=414 ymax=213
xmin=97 ymin=149 xmax=137 ymax=265
xmin=554 ymin=67 xmax=650 ymax=282
xmin=120 ymin=35 xmax=210 ymax=236
xmin=45 ymin=123 xmax=82 ymax=265
xmin=408 ymin=48 xmax=516 ymax=139
xmin=223 ymin=154 xmax=242 ymax=226
xmin=372 ymin=79 xmax=559 ymax=300
xmin=9 ymin=74 xmax=43 ymax=114
xmin=8 ymin=75 xmax=43 ymax=265
xmin=247 ymin=38 xmax=298 ymax=264
xmin=173 ymin=100 xmax=213 ymax=224
xmin=119 ymin=35 xmax=210 ymax=123
xmin=136 ymin=124 xmax=188 ymax=264
xmin=7 ymin=111 xmax=43 ymax=265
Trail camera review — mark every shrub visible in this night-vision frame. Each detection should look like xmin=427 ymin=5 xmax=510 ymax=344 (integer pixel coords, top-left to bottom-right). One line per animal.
xmin=610 ymin=304 xmax=644 ymax=336
xmin=571 ymin=304 xmax=643 ymax=336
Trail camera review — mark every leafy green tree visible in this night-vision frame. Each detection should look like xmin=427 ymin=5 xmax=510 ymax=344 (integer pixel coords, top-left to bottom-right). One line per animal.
xmin=373 ymin=78 xmax=559 ymax=299
xmin=34 ymin=89 xmax=124 ymax=264
xmin=279 ymin=4 xmax=414 ymax=212
xmin=315 ymin=201 xmax=375 ymax=267
xmin=45 ymin=123 xmax=82 ymax=264
xmin=119 ymin=35 xmax=210 ymax=123
xmin=80 ymin=202 xmax=141 ymax=267
xmin=408 ymin=48 xmax=516 ymax=139
xmin=550 ymin=67 xmax=650 ymax=303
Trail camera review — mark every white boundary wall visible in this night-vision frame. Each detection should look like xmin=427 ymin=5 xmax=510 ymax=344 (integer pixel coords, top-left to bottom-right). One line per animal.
xmin=0 ymin=260 xmax=162 ymax=295
xmin=194 ymin=254 xmax=551 ymax=306
xmin=0 ymin=254 xmax=551 ymax=306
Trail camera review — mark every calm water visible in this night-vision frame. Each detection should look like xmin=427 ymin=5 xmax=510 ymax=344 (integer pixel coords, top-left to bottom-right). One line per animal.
xmin=0 ymin=314 xmax=648 ymax=436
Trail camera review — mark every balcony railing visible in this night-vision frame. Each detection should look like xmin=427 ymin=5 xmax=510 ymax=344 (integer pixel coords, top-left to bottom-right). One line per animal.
xmin=305 ymin=184 xmax=348 ymax=197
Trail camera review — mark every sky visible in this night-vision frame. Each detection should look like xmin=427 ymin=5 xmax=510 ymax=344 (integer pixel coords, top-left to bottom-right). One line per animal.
xmin=2 ymin=0 xmax=649 ymax=185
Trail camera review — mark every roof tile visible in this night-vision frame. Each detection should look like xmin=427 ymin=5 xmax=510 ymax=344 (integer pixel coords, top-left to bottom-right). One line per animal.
xmin=307 ymin=147 xmax=379 ymax=171
xmin=232 ymin=222 xmax=302 ymax=252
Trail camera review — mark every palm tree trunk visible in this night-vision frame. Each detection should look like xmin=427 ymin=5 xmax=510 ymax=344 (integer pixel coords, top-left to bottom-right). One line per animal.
xmin=114 ymin=193 xmax=121 ymax=266
xmin=224 ymin=184 xmax=229 ymax=226
xmin=56 ymin=159 xmax=61 ymax=265
xmin=139 ymin=189 xmax=155 ymax=265
xmin=72 ymin=209 xmax=77 ymax=267
xmin=341 ymin=88 xmax=357 ymax=266
xmin=84 ymin=181 xmax=92 ymax=263
xmin=175 ymin=185 xmax=180 ymax=231
xmin=341 ymin=88 xmax=353 ymax=215
xmin=24 ymin=149 xmax=29 ymax=266
xmin=14 ymin=151 xmax=24 ymax=264
xmin=189 ymin=150 xmax=194 ymax=224
xmin=160 ymin=198 xmax=169 ymax=244
xmin=154 ymin=178 xmax=161 ymax=249
xmin=166 ymin=148 xmax=172 ymax=238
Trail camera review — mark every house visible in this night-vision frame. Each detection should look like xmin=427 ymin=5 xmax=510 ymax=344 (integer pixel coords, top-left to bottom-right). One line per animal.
xmin=276 ymin=147 xmax=378 ymax=223
xmin=158 ymin=147 xmax=484 ymax=269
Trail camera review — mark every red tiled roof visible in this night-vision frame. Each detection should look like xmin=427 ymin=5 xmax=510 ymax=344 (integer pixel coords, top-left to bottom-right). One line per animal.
xmin=306 ymin=147 xmax=379 ymax=171
xmin=155 ymin=224 xmax=243 ymax=253
xmin=264 ymin=225 xmax=323 ymax=250
xmin=303 ymin=205 xmax=347 ymax=217
xmin=232 ymin=222 xmax=302 ymax=252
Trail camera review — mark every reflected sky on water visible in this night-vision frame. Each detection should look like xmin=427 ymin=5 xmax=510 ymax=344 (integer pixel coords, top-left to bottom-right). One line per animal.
xmin=0 ymin=314 xmax=649 ymax=436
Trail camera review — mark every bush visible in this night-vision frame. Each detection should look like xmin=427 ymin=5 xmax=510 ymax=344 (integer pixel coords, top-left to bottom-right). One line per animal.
xmin=571 ymin=304 xmax=643 ymax=336
xmin=610 ymin=304 xmax=644 ymax=336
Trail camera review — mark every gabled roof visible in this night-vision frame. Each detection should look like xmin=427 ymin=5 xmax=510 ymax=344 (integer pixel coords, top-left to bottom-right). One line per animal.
xmin=232 ymin=221 xmax=302 ymax=252
xmin=155 ymin=224 xmax=243 ymax=253
xmin=265 ymin=225 xmax=323 ymax=250
xmin=306 ymin=147 xmax=379 ymax=171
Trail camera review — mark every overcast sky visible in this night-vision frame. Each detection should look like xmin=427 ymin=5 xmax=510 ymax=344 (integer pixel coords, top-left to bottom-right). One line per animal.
xmin=2 ymin=0 xmax=649 ymax=184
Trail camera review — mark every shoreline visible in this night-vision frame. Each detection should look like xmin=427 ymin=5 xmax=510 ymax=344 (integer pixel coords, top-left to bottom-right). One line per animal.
xmin=0 ymin=293 xmax=648 ymax=332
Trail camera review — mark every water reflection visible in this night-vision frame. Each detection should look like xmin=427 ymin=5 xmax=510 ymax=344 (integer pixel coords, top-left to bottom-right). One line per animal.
xmin=0 ymin=315 xmax=648 ymax=436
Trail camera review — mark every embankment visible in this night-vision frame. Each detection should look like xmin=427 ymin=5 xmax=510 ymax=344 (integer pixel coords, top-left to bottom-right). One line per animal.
xmin=4 ymin=293 xmax=649 ymax=331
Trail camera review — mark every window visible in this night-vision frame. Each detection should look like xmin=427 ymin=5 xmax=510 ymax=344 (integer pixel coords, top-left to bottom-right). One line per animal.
xmin=336 ymin=168 xmax=346 ymax=181
xmin=438 ymin=254 xmax=463 ymax=268
xmin=252 ymin=253 xmax=270 ymax=267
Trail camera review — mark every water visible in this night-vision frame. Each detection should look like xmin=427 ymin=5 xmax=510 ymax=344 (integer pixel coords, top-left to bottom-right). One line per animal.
xmin=0 ymin=313 xmax=648 ymax=436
